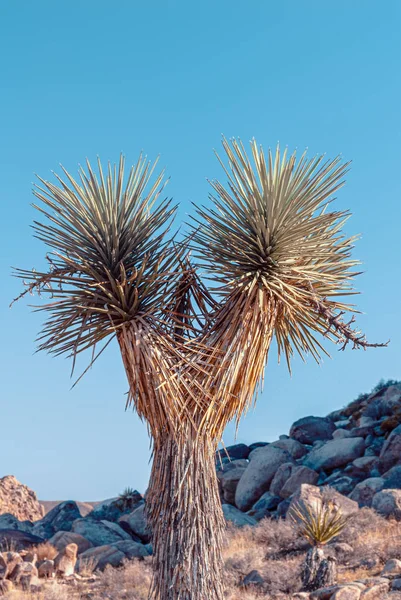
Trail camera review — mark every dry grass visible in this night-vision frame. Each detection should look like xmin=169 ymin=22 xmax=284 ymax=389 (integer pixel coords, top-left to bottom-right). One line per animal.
xmin=30 ymin=543 xmax=58 ymax=562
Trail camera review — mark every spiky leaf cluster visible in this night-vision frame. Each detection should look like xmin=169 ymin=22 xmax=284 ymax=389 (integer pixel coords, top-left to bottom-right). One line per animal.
xmin=14 ymin=155 xmax=178 ymax=365
xmin=192 ymin=138 xmax=361 ymax=368
xmin=289 ymin=500 xmax=350 ymax=547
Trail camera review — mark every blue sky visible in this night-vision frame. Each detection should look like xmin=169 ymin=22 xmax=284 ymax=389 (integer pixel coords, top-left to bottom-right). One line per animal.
xmin=1 ymin=0 xmax=400 ymax=501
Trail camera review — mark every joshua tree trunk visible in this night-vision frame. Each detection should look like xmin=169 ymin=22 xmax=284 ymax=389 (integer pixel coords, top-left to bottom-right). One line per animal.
xmin=302 ymin=547 xmax=337 ymax=592
xmin=146 ymin=428 xmax=225 ymax=600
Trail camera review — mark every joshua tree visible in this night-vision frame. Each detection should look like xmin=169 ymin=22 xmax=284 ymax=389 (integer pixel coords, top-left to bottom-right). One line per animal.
xmin=13 ymin=139 xmax=386 ymax=600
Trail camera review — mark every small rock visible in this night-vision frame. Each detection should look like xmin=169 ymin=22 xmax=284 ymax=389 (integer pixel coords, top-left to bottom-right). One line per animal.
xmin=382 ymin=558 xmax=401 ymax=576
xmin=372 ymin=489 xmax=401 ymax=520
xmin=38 ymin=559 xmax=54 ymax=578
xmin=241 ymin=569 xmax=264 ymax=587
xmin=247 ymin=492 xmax=281 ymax=520
xmin=392 ymin=579 xmax=401 ymax=591
xmin=222 ymin=504 xmax=257 ymax=527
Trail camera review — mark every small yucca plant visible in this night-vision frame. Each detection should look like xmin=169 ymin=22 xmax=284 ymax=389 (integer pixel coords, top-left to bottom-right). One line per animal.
xmin=289 ymin=499 xmax=350 ymax=547
xmin=117 ymin=487 xmax=141 ymax=511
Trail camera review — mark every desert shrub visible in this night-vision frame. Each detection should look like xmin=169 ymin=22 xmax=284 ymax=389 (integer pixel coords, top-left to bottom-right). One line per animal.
xmin=32 ymin=541 xmax=58 ymax=561
xmin=97 ymin=558 xmax=153 ymax=600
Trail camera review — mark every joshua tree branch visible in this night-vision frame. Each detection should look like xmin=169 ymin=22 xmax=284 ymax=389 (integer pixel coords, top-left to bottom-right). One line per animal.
xmin=309 ymin=290 xmax=389 ymax=351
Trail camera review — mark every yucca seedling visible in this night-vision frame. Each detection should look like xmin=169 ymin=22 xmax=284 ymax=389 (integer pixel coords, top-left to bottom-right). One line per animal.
xmin=289 ymin=499 xmax=350 ymax=547
xmin=117 ymin=487 xmax=141 ymax=511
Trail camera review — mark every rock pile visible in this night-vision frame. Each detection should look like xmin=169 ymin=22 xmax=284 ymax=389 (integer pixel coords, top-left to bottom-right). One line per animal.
xmin=0 ymin=476 xmax=44 ymax=522
xmin=217 ymin=381 xmax=401 ymax=526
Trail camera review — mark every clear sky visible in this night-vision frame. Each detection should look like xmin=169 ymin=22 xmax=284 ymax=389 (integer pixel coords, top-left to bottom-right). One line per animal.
xmin=1 ymin=0 xmax=400 ymax=502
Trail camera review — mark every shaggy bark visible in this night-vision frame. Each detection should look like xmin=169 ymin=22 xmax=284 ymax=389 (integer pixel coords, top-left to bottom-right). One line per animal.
xmin=301 ymin=547 xmax=337 ymax=591
xmin=146 ymin=430 xmax=225 ymax=600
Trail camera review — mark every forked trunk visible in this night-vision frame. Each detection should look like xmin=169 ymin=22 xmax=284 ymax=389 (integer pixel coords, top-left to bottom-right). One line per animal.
xmin=146 ymin=429 xmax=225 ymax=600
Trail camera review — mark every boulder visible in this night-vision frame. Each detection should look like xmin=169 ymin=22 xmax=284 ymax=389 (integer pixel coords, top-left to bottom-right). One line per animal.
xmin=276 ymin=498 xmax=291 ymax=518
xmin=247 ymin=492 xmax=281 ymax=520
xmin=372 ymin=489 xmax=401 ymax=520
xmin=77 ymin=545 xmax=126 ymax=571
xmin=270 ymin=463 xmax=295 ymax=496
xmin=216 ymin=443 xmax=250 ymax=461
xmin=290 ymin=416 xmax=335 ymax=445
xmin=49 ymin=531 xmax=93 ymax=555
xmin=90 ymin=493 xmax=144 ymax=522
xmin=379 ymin=425 xmax=401 ymax=473
xmin=349 ymin=478 xmax=385 ymax=507
xmin=216 ymin=459 xmax=248 ymax=474
xmin=248 ymin=442 xmax=268 ymax=452
xmin=235 ymin=446 xmax=292 ymax=511
xmin=345 ymin=456 xmax=377 ymax=478
xmin=271 ymin=438 xmax=307 ymax=459
xmin=118 ymin=504 xmax=150 ymax=543
xmin=110 ymin=540 xmax=150 ymax=559
xmin=222 ymin=504 xmax=257 ymax=527
xmin=219 ymin=467 xmax=247 ymax=504
xmin=72 ymin=518 xmax=132 ymax=547
xmin=0 ymin=514 xmax=33 ymax=533
xmin=289 ymin=484 xmax=358 ymax=518
xmin=54 ymin=543 xmax=78 ymax=577
xmin=303 ymin=438 xmax=365 ymax=471
xmin=280 ymin=466 xmax=319 ymax=498
xmin=0 ymin=529 xmax=44 ymax=552
xmin=323 ymin=476 xmax=356 ymax=496
xmin=382 ymin=465 xmax=401 ymax=489
xmin=32 ymin=501 xmax=81 ymax=539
